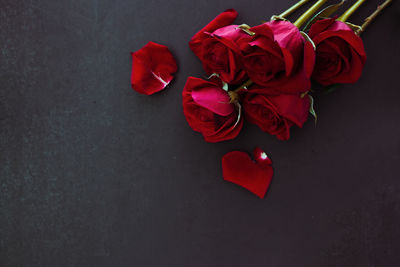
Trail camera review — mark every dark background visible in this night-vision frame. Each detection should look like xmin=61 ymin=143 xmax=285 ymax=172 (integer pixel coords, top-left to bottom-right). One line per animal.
xmin=1 ymin=0 xmax=400 ymax=266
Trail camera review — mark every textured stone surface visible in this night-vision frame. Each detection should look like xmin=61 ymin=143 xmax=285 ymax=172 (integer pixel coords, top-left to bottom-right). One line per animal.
xmin=1 ymin=0 xmax=400 ymax=266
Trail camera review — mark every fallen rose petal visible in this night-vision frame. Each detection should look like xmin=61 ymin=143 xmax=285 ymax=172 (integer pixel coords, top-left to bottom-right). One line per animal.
xmin=131 ymin=41 xmax=177 ymax=95
xmin=253 ymin=147 xmax=273 ymax=165
xmin=222 ymin=148 xmax=273 ymax=198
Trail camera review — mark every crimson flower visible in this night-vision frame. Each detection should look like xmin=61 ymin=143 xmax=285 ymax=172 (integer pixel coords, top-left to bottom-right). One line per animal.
xmin=239 ymin=20 xmax=315 ymax=94
xmin=189 ymin=9 xmax=248 ymax=84
xmin=182 ymin=77 xmax=243 ymax=142
xmin=243 ymin=89 xmax=310 ymax=140
xmin=308 ymin=18 xmax=366 ymax=86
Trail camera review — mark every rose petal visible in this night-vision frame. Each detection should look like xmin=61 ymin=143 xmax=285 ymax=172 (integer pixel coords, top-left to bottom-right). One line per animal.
xmin=266 ymin=20 xmax=304 ymax=60
xmin=212 ymin=25 xmax=247 ymax=48
xmin=253 ymin=147 xmax=272 ymax=165
xmin=222 ymin=148 xmax=273 ymax=198
xmin=309 ymin=19 xmax=366 ymax=61
xmin=280 ymin=47 xmax=295 ymax=76
xmin=189 ymin=9 xmax=238 ymax=56
xmin=191 ymin=86 xmax=234 ymax=116
xmin=267 ymin=94 xmax=310 ymax=127
xmin=243 ymin=91 xmax=308 ymax=140
xmin=131 ymin=41 xmax=177 ymax=95
xmin=308 ymin=18 xmax=337 ymax=39
xmin=325 ymin=18 xmax=354 ymax=32
xmin=327 ymin=47 xmax=364 ymax=84
xmin=193 ymin=9 xmax=238 ymax=40
xmin=303 ymin=38 xmax=316 ymax=78
xmin=242 ymin=21 xmax=314 ymax=94
xmin=249 ymin=23 xmax=274 ymax=39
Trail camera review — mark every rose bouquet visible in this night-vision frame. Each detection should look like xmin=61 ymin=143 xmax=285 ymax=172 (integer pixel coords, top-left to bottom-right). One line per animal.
xmin=182 ymin=0 xmax=391 ymax=142
xmin=130 ymin=0 xmax=391 ymax=198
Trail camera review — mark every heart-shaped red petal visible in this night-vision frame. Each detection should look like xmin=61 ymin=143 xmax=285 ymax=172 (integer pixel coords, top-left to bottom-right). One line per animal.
xmin=222 ymin=148 xmax=273 ymax=198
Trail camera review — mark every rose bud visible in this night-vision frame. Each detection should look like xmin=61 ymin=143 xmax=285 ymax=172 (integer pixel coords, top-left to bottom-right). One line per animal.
xmin=308 ymin=18 xmax=366 ymax=86
xmin=189 ymin=9 xmax=248 ymax=84
xmin=243 ymin=89 xmax=310 ymax=140
xmin=182 ymin=77 xmax=243 ymax=142
xmin=239 ymin=20 xmax=315 ymax=95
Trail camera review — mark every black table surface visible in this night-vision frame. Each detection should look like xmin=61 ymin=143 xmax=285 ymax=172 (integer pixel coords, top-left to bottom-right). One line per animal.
xmin=1 ymin=0 xmax=400 ymax=266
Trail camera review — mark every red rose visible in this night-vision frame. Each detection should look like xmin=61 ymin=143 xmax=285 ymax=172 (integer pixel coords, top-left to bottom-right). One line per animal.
xmin=239 ymin=20 xmax=315 ymax=94
xmin=243 ymin=89 xmax=310 ymax=140
xmin=182 ymin=77 xmax=243 ymax=142
xmin=189 ymin=9 xmax=248 ymax=84
xmin=308 ymin=18 xmax=366 ymax=86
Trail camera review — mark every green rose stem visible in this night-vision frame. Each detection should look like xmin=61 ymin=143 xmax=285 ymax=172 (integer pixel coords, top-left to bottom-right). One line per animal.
xmin=337 ymin=0 xmax=366 ymax=22
xmin=358 ymin=0 xmax=392 ymax=34
xmin=278 ymin=0 xmax=312 ymax=18
xmin=293 ymin=0 xmax=328 ymax=28
xmin=229 ymin=79 xmax=253 ymax=103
